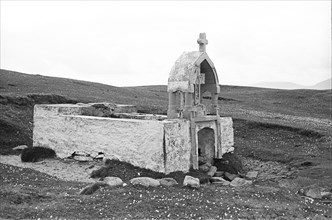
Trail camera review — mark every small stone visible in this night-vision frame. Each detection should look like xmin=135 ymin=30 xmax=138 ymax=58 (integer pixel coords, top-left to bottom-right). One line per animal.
xmin=73 ymin=155 xmax=93 ymax=162
xmin=230 ymin=177 xmax=252 ymax=187
xmin=246 ymin=171 xmax=258 ymax=179
xmin=157 ymin=178 xmax=178 ymax=187
xmin=103 ymin=177 xmax=123 ymax=187
xmin=321 ymin=191 xmax=332 ymax=199
xmin=183 ymin=175 xmax=200 ymax=188
xmin=207 ymin=166 xmax=217 ymax=177
xmin=214 ymin=171 xmax=225 ymax=177
xmin=224 ymin=172 xmax=238 ymax=181
xmin=13 ymin=145 xmax=28 ymax=150
xmin=210 ymin=177 xmax=230 ymax=186
xmin=199 ymin=163 xmax=211 ymax=172
xmin=130 ymin=177 xmax=160 ymax=187
xmin=305 ymin=187 xmax=322 ymax=199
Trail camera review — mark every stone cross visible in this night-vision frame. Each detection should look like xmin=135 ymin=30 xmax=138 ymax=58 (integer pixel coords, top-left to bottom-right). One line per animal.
xmin=197 ymin=33 xmax=208 ymax=52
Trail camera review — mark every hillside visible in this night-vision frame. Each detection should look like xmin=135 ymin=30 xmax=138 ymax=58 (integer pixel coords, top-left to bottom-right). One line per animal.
xmin=2 ymin=69 xmax=330 ymax=119
xmin=1 ymin=69 xmax=332 ymax=219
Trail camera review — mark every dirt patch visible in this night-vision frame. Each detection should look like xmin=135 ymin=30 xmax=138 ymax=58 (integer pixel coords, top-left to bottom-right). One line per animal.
xmin=0 ymin=155 xmax=97 ymax=183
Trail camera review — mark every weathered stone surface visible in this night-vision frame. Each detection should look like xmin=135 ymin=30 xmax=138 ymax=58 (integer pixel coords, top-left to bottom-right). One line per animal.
xmin=163 ymin=120 xmax=191 ymax=174
xmin=183 ymin=175 xmax=200 ymax=188
xmin=104 ymin=177 xmax=123 ymax=187
xmin=157 ymin=178 xmax=178 ymax=187
xmin=199 ymin=163 xmax=211 ymax=172
xmin=219 ymin=117 xmax=234 ymax=154
xmin=112 ymin=113 xmax=167 ymax=121
xmin=246 ymin=171 xmax=259 ymax=179
xmin=210 ymin=177 xmax=230 ymax=186
xmin=230 ymin=177 xmax=252 ymax=187
xmin=207 ymin=166 xmax=217 ymax=177
xmin=224 ymin=172 xmax=238 ymax=181
xmin=33 ymin=104 xmax=191 ymax=174
xmin=130 ymin=177 xmax=160 ymax=187
xmin=13 ymin=145 xmax=28 ymax=150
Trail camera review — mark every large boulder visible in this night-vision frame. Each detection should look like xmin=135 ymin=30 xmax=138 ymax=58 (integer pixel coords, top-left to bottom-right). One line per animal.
xmin=21 ymin=146 xmax=56 ymax=162
xmin=130 ymin=177 xmax=160 ymax=187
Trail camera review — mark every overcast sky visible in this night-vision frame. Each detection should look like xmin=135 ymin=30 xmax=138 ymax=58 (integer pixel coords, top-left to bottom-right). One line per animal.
xmin=1 ymin=1 xmax=331 ymax=87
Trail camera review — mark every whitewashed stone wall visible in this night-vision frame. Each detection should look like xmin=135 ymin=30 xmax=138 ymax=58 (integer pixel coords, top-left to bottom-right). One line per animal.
xmin=33 ymin=104 xmax=191 ymax=174
xmin=219 ymin=117 xmax=234 ymax=154
xmin=33 ymin=104 xmax=234 ymax=174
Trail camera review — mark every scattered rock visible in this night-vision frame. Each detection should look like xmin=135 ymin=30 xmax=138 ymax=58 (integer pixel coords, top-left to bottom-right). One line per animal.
xmin=183 ymin=175 xmax=200 ymax=188
xmin=210 ymin=177 xmax=230 ymax=186
xmin=207 ymin=166 xmax=217 ymax=177
xmin=157 ymin=178 xmax=178 ymax=187
xmin=224 ymin=172 xmax=238 ymax=181
xmin=300 ymin=187 xmax=323 ymax=199
xmin=130 ymin=177 xmax=160 ymax=187
xmin=213 ymin=171 xmax=224 ymax=177
xmin=13 ymin=145 xmax=28 ymax=151
xmin=93 ymin=152 xmax=105 ymax=160
xmin=103 ymin=177 xmax=123 ymax=187
xmin=199 ymin=163 xmax=211 ymax=172
xmin=79 ymin=182 xmax=107 ymax=195
xmin=21 ymin=147 xmax=56 ymax=162
xmin=246 ymin=171 xmax=259 ymax=179
xmin=230 ymin=177 xmax=252 ymax=187
xmin=321 ymin=191 xmax=332 ymax=200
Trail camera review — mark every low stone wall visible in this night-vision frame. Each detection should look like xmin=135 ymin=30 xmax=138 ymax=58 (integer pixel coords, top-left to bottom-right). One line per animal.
xmin=33 ymin=104 xmax=191 ymax=174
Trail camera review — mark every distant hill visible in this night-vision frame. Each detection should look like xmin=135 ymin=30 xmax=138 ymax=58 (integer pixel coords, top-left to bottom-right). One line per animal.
xmin=311 ymin=78 xmax=331 ymax=90
xmin=254 ymin=78 xmax=331 ymax=90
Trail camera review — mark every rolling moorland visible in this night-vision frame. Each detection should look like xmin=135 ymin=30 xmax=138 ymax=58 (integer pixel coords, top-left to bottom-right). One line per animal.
xmin=0 ymin=69 xmax=331 ymax=219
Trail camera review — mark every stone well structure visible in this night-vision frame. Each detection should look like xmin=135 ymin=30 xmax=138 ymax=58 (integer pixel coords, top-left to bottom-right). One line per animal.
xmin=33 ymin=33 xmax=234 ymax=174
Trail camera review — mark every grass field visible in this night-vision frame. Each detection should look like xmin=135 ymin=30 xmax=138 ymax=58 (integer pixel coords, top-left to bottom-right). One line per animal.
xmin=1 ymin=69 xmax=331 ymax=219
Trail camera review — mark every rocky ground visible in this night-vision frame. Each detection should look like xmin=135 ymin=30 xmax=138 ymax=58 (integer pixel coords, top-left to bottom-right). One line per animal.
xmin=0 ymin=145 xmax=331 ymax=219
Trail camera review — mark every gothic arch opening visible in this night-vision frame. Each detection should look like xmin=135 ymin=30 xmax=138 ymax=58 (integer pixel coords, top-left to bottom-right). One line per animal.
xmin=197 ymin=127 xmax=215 ymax=165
